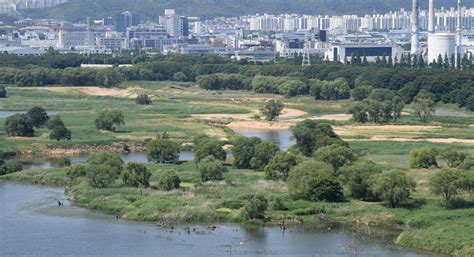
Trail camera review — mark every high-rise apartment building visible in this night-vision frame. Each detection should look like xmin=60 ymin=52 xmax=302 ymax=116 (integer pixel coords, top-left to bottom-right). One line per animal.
xmin=160 ymin=9 xmax=189 ymax=38
xmin=114 ymin=11 xmax=141 ymax=33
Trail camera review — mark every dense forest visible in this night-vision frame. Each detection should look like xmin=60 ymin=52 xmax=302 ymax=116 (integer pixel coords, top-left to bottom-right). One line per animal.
xmin=22 ymin=0 xmax=467 ymax=22
xmin=0 ymin=51 xmax=473 ymax=112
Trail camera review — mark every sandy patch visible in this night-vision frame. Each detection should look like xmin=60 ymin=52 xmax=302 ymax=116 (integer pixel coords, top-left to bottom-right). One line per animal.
xmin=310 ymin=114 xmax=352 ymax=121
xmin=35 ymin=87 xmax=139 ymax=98
xmin=193 ymin=108 xmax=308 ymax=122
xmin=227 ymin=121 xmax=293 ymax=131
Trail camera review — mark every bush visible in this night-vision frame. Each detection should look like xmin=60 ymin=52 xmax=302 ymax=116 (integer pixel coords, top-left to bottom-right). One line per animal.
xmin=121 ymin=162 xmax=151 ymax=188
xmin=86 ymin=164 xmax=119 ymax=188
xmin=26 ymin=107 xmax=49 ymax=128
xmin=287 ymin=160 xmax=344 ymax=202
xmin=87 ymin=152 xmax=124 ymax=173
xmin=1 ymin=161 xmax=23 ymax=174
xmin=340 ymin=161 xmax=382 ymax=201
xmin=409 ymin=148 xmax=438 ymax=169
xmin=147 ymin=138 xmax=181 ymax=163
xmin=5 ymin=114 xmax=35 ymax=137
xmin=193 ymin=135 xmax=226 ymax=162
xmin=0 ymin=85 xmax=7 ymax=98
xmin=66 ymin=164 xmax=87 ymax=184
xmin=372 ymin=171 xmax=416 ymax=208
xmin=440 ymin=148 xmax=467 ymax=168
xmin=158 ymin=170 xmax=181 ymax=191
xmin=264 ymin=150 xmax=304 ymax=180
xmin=250 ymin=141 xmax=279 ymax=170
xmin=412 ymin=90 xmax=436 ymax=123
xmin=50 ymin=125 xmax=72 ymax=141
xmin=135 ymin=94 xmax=152 ymax=105
xmin=198 ymin=156 xmax=227 ymax=182
xmin=461 ymin=157 xmax=474 ymax=170
xmin=270 ymin=197 xmax=287 ymax=211
xmin=314 ymin=144 xmax=355 ymax=174
xmin=95 ymin=110 xmax=125 ymax=131
xmin=429 ymin=169 xmax=468 ymax=204
xmin=57 ymin=157 xmax=72 ymax=167
xmin=260 ymin=100 xmax=285 ymax=121
xmin=46 ymin=115 xmax=65 ymax=130
xmin=173 ymin=72 xmax=187 ymax=82
xmin=232 ymin=137 xmax=262 ymax=169
xmin=351 ymin=85 xmax=373 ymax=101
xmin=242 ymin=194 xmax=268 ymax=220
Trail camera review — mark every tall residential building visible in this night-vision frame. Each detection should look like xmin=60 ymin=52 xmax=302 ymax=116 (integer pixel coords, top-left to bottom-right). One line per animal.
xmin=160 ymin=9 xmax=189 ymax=38
xmin=114 ymin=11 xmax=140 ymax=33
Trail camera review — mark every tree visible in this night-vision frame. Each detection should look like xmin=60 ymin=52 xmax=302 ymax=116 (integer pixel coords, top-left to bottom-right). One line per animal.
xmin=287 ymin=160 xmax=344 ymax=202
xmin=95 ymin=110 xmax=125 ymax=131
xmin=147 ymin=138 xmax=181 ymax=163
xmin=26 ymin=107 xmax=49 ymax=128
xmin=46 ymin=115 xmax=65 ymax=130
xmin=250 ymin=141 xmax=279 ymax=170
xmin=198 ymin=156 xmax=227 ymax=182
xmin=412 ymin=90 xmax=436 ymax=123
xmin=5 ymin=114 xmax=35 ymax=137
xmin=135 ymin=94 xmax=152 ymax=105
xmin=242 ymin=195 xmax=268 ymax=220
xmin=260 ymin=100 xmax=284 ymax=121
xmin=264 ymin=150 xmax=304 ymax=181
xmin=193 ymin=135 xmax=226 ymax=162
xmin=429 ymin=169 xmax=466 ymax=203
xmin=0 ymin=85 xmax=6 ymax=98
xmin=409 ymin=148 xmax=438 ymax=169
xmin=158 ymin=170 xmax=181 ymax=191
xmin=291 ymin=120 xmax=346 ymax=156
xmin=466 ymin=95 xmax=474 ymax=112
xmin=314 ymin=144 xmax=356 ymax=174
xmin=351 ymin=85 xmax=373 ymax=101
xmin=372 ymin=171 xmax=416 ymax=208
xmin=348 ymin=101 xmax=369 ymax=123
xmin=121 ymin=162 xmax=151 ymax=188
xmin=440 ymin=148 xmax=467 ymax=168
xmin=232 ymin=137 xmax=262 ymax=169
xmin=87 ymin=152 xmax=124 ymax=173
xmin=340 ymin=161 xmax=382 ymax=201
xmin=86 ymin=164 xmax=119 ymax=188
xmin=50 ymin=125 xmax=72 ymax=141
xmin=0 ymin=161 xmax=23 ymax=175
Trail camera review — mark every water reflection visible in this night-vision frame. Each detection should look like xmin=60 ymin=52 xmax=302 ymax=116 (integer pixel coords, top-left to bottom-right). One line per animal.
xmin=237 ymin=130 xmax=295 ymax=150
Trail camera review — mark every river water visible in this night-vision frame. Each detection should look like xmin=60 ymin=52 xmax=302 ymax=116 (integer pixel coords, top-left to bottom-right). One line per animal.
xmin=0 ymin=183 xmax=441 ymax=257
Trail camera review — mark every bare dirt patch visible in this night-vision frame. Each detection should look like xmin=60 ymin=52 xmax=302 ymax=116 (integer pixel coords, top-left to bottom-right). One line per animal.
xmin=310 ymin=114 xmax=352 ymax=121
xmin=347 ymin=136 xmax=474 ymax=145
xmin=227 ymin=121 xmax=293 ymax=131
xmin=35 ymin=87 xmax=139 ymax=98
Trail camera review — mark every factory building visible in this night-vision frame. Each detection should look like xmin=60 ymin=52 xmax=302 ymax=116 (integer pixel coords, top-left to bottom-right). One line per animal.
xmin=325 ymin=44 xmax=404 ymax=63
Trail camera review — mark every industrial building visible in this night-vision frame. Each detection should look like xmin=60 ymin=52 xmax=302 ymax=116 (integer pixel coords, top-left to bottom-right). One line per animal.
xmin=325 ymin=43 xmax=404 ymax=63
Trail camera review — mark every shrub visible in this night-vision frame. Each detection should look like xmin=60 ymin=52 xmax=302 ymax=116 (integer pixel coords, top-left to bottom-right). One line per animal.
xmin=147 ymin=138 xmax=181 ymax=163
xmin=287 ymin=160 xmax=344 ymax=202
xmin=439 ymin=148 xmax=467 ymax=168
xmin=314 ymin=144 xmax=356 ymax=174
xmin=95 ymin=110 xmax=125 ymax=131
xmin=340 ymin=161 xmax=382 ymax=201
xmin=260 ymin=100 xmax=284 ymax=121
xmin=57 ymin=157 xmax=72 ymax=167
xmin=26 ymin=107 xmax=49 ymax=128
xmin=5 ymin=114 xmax=35 ymax=137
xmin=158 ymin=170 xmax=181 ymax=191
xmin=0 ymin=85 xmax=7 ymax=98
xmin=412 ymin=90 xmax=436 ymax=123
xmin=264 ymin=150 xmax=304 ymax=181
xmin=50 ymin=125 xmax=72 ymax=141
xmin=2 ymin=161 xmax=23 ymax=174
xmin=429 ymin=169 xmax=468 ymax=204
xmin=270 ymin=197 xmax=287 ymax=211
xmin=46 ymin=115 xmax=65 ymax=130
xmin=242 ymin=195 xmax=268 ymax=220
xmin=135 ymin=94 xmax=152 ymax=105
xmin=193 ymin=135 xmax=226 ymax=162
xmin=121 ymin=162 xmax=151 ymax=188
xmin=173 ymin=72 xmax=187 ymax=82
xmin=198 ymin=156 xmax=227 ymax=182
xmin=409 ymin=148 xmax=438 ymax=169
xmin=86 ymin=164 xmax=119 ymax=188
xmin=461 ymin=157 xmax=474 ymax=170
xmin=250 ymin=141 xmax=279 ymax=170
xmin=372 ymin=171 xmax=416 ymax=208
xmin=66 ymin=164 xmax=87 ymax=184
xmin=87 ymin=152 xmax=124 ymax=173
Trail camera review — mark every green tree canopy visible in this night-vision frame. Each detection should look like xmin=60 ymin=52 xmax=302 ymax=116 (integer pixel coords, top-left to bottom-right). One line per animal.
xmin=198 ymin=156 xmax=227 ymax=182
xmin=264 ymin=150 xmax=304 ymax=181
xmin=373 ymin=171 xmax=416 ymax=208
xmin=95 ymin=110 xmax=125 ymax=131
xmin=314 ymin=144 xmax=356 ymax=174
xmin=340 ymin=161 xmax=382 ymax=201
xmin=291 ymin=120 xmax=346 ymax=156
xmin=158 ymin=170 xmax=181 ymax=191
xmin=147 ymin=138 xmax=181 ymax=163
xmin=5 ymin=114 xmax=35 ymax=137
xmin=26 ymin=107 xmax=49 ymax=128
xmin=260 ymin=100 xmax=285 ymax=121
xmin=409 ymin=147 xmax=438 ymax=169
xmin=121 ymin=162 xmax=151 ymax=188
xmin=193 ymin=135 xmax=226 ymax=162
xmin=87 ymin=152 xmax=124 ymax=173
xmin=242 ymin=194 xmax=268 ymax=220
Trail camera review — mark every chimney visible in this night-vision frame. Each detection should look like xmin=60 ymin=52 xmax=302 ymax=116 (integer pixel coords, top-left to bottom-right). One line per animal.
xmin=428 ymin=0 xmax=435 ymax=33
xmin=455 ymin=0 xmax=463 ymax=68
xmin=411 ymin=0 xmax=420 ymax=55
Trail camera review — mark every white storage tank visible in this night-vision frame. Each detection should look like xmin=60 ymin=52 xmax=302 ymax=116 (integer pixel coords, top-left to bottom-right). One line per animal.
xmin=428 ymin=33 xmax=456 ymax=64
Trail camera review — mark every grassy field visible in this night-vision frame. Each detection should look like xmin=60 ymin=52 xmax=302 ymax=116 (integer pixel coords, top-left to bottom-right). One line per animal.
xmin=1 ymin=83 xmax=474 ymax=256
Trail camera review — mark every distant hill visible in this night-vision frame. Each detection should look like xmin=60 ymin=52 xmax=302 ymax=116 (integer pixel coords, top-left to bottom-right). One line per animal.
xmin=23 ymin=0 xmax=468 ymax=22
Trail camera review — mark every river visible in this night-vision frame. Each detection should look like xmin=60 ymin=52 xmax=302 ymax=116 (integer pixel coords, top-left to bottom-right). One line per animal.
xmin=0 ymin=182 xmax=441 ymax=257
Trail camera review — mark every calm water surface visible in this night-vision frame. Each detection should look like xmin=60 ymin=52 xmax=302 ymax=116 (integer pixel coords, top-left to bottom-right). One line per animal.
xmin=0 ymin=183 xmax=441 ymax=257
xmin=237 ymin=130 xmax=295 ymax=150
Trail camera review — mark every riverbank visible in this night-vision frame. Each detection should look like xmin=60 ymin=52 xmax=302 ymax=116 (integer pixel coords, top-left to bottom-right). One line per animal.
xmin=1 ymin=162 xmax=472 ymax=257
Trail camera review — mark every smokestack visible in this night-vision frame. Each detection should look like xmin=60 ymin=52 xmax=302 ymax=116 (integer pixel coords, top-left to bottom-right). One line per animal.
xmin=455 ymin=0 xmax=462 ymax=68
xmin=428 ymin=0 xmax=435 ymax=33
xmin=411 ymin=0 xmax=420 ymax=55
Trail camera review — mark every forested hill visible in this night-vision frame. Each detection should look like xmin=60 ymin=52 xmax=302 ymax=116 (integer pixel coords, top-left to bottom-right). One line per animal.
xmin=24 ymin=0 xmax=466 ymax=22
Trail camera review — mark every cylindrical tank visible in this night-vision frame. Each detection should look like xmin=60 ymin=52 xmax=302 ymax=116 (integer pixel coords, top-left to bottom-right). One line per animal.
xmin=428 ymin=33 xmax=456 ymax=64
